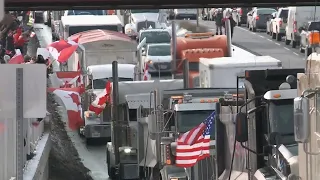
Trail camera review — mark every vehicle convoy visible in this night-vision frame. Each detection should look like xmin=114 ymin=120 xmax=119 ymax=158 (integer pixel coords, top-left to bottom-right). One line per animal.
xmin=67 ymin=29 xmax=137 ymax=71
xmin=124 ymin=9 xmax=167 ymax=38
xmin=81 ymin=64 xmax=135 ymax=142
xmin=292 ymin=53 xmax=320 ymax=180
xmin=298 ymin=21 xmax=320 ymax=56
xmin=106 ymin=61 xmax=247 ymax=180
xmin=199 ymin=56 xmax=283 ymax=88
xmin=215 ymin=68 xmax=304 ymax=180
xmin=173 ymin=32 xmax=229 ymax=87
xmin=247 ymin=8 xmax=277 ymax=31
xmin=285 ymin=6 xmax=320 ymax=48
xmin=59 ymin=15 xmax=123 ymax=39
xmin=270 ymin=7 xmax=289 ymax=41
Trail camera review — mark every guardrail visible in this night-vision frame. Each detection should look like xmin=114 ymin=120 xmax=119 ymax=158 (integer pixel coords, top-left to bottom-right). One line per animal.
xmin=0 ymin=116 xmax=50 ymax=180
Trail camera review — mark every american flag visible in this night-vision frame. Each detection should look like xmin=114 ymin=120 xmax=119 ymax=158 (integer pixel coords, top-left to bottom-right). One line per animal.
xmin=176 ymin=111 xmax=215 ymax=168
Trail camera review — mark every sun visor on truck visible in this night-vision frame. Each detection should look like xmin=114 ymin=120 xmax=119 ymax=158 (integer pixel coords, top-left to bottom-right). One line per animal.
xmin=117 ymin=79 xmax=183 ymax=105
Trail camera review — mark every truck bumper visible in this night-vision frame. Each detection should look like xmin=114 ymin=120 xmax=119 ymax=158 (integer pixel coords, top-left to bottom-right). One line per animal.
xmin=82 ymin=124 xmax=111 ymax=138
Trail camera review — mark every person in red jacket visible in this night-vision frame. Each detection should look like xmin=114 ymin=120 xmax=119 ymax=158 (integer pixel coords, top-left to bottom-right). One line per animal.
xmin=13 ymin=27 xmax=27 ymax=54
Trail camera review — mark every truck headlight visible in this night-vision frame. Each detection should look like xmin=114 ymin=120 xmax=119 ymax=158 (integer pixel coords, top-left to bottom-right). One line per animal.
xmin=119 ymin=146 xmax=137 ymax=154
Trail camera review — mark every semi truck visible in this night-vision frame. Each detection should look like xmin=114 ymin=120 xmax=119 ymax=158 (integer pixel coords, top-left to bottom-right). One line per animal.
xmin=80 ymin=63 xmax=135 ymax=143
xmin=293 ymin=53 xmax=320 ymax=180
xmin=216 ymin=68 xmax=304 ymax=180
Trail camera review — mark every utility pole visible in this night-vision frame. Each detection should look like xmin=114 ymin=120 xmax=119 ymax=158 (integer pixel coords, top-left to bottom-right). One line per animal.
xmin=171 ymin=21 xmax=177 ymax=79
xmin=112 ymin=61 xmax=120 ymax=165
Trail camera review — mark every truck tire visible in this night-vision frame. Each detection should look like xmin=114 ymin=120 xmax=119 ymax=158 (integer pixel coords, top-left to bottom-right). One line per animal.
xmin=276 ymin=33 xmax=281 ymax=41
xmin=272 ymin=32 xmax=276 ymax=39
xmin=291 ymin=39 xmax=297 ymax=48
xmin=107 ymin=150 xmax=117 ymax=179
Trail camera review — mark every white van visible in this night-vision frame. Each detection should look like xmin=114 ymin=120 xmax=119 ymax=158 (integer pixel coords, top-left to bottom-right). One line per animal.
xmin=285 ymin=6 xmax=320 ymax=48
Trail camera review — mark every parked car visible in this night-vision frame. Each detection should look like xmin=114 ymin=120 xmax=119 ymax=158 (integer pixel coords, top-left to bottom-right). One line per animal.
xmin=266 ymin=12 xmax=277 ymax=35
xmin=247 ymin=8 xmax=277 ymax=31
xmin=299 ymin=21 xmax=320 ymax=56
xmin=285 ymin=6 xmax=320 ymax=48
xmin=271 ymin=8 xmax=289 ymax=41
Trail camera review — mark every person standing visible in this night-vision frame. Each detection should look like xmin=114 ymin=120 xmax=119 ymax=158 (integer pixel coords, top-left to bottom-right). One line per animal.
xmin=215 ymin=8 xmax=223 ymax=35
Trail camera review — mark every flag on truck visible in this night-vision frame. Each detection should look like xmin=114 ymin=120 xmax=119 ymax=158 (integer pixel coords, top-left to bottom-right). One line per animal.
xmin=8 ymin=49 xmax=24 ymax=64
xmin=176 ymin=111 xmax=215 ymax=168
xmin=89 ymin=80 xmax=112 ymax=115
xmin=47 ymin=87 xmax=84 ymax=130
xmin=47 ymin=37 xmax=80 ymax=63
xmin=49 ymin=71 xmax=81 ymax=88
xmin=143 ymin=63 xmax=151 ymax=80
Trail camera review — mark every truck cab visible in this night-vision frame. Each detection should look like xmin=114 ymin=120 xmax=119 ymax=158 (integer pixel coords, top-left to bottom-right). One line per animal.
xmin=221 ymin=69 xmax=304 ymax=180
xmin=80 ymin=64 xmax=135 ymax=143
xmin=138 ymin=28 xmax=171 ymax=50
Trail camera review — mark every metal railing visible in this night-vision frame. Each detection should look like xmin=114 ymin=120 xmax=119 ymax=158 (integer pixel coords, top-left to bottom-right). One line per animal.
xmin=0 ymin=116 xmax=48 ymax=180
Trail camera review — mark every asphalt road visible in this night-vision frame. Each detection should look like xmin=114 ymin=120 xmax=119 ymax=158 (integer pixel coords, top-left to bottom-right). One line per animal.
xmin=195 ymin=20 xmax=306 ymax=69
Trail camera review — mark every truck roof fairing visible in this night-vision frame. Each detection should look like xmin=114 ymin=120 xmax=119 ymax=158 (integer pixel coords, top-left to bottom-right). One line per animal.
xmin=61 ymin=15 xmax=121 ymax=26
xmin=117 ymin=79 xmax=183 ymax=104
xmin=264 ymin=89 xmax=298 ymax=100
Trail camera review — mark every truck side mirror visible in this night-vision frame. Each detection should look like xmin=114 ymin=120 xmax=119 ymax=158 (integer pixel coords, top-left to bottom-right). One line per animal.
xmin=235 ymin=112 xmax=248 ymax=143
xmin=294 ymin=97 xmax=310 ymax=143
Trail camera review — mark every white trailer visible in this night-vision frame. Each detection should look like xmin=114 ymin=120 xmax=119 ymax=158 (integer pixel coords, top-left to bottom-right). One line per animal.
xmin=199 ymin=56 xmax=282 ymax=88
xmin=60 ymin=15 xmax=123 ymax=39
xmin=66 ymin=29 xmax=137 ymax=72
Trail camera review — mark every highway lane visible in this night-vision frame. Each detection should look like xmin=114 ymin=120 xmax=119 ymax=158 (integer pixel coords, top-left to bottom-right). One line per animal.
xmin=192 ymin=20 xmax=306 ymax=69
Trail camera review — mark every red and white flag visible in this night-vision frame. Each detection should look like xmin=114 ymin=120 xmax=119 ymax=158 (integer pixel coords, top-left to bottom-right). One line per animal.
xmin=176 ymin=112 xmax=215 ymax=168
xmin=89 ymin=81 xmax=112 ymax=115
xmin=47 ymin=87 xmax=84 ymax=130
xmin=50 ymin=71 xmax=81 ymax=88
xmin=8 ymin=49 xmax=24 ymax=64
xmin=47 ymin=38 xmax=80 ymax=63
xmin=143 ymin=63 xmax=151 ymax=80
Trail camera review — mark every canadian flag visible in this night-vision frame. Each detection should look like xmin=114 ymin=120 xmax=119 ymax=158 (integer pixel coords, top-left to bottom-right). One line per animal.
xmin=8 ymin=49 xmax=24 ymax=64
xmin=47 ymin=37 xmax=80 ymax=63
xmin=89 ymin=81 xmax=112 ymax=115
xmin=49 ymin=71 xmax=81 ymax=88
xmin=143 ymin=63 xmax=151 ymax=80
xmin=47 ymin=87 xmax=84 ymax=130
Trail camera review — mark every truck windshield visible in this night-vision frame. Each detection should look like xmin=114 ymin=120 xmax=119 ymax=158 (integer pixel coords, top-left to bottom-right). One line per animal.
xmin=93 ymin=78 xmax=133 ymax=89
xmin=139 ymin=31 xmax=171 ymax=44
xmin=131 ymin=9 xmax=159 ymax=13
xmin=148 ymin=45 xmax=171 ymax=56
xmin=69 ymin=25 xmax=119 ymax=36
xmin=177 ymin=110 xmax=215 ymax=139
xmin=257 ymin=8 xmax=277 ymax=15
xmin=269 ymin=99 xmax=295 ymax=145
xmin=68 ymin=10 xmax=105 ymax=15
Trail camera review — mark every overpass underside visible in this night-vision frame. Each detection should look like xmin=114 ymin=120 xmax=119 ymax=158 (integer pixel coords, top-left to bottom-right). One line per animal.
xmin=5 ymin=0 xmax=320 ymax=10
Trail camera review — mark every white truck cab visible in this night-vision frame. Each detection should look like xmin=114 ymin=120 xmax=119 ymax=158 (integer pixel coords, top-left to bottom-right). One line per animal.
xmin=60 ymin=15 xmax=123 ymax=39
xmin=81 ymin=64 xmax=135 ymax=142
xmin=64 ymin=10 xmax=106 ymax=16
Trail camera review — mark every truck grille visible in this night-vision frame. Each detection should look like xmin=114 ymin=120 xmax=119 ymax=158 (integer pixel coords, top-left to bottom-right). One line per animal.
xmin=137 ymin=21 xmax=155 ymax=32
xmin=153 ymin=62 xmax=171 ymax=70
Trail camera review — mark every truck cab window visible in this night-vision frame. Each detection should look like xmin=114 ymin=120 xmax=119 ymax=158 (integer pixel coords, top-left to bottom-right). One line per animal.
xmin=93 ymin=77 xmax=133 ymax=89
xmin=268 ymin=99 xmax=295 ymax=145
xmin=68 ymin=10 xmax=105 ymax=15
xmin=176 ymin=110 xmax=215 ymax=139
xmin=139 ymin=31 xmax=171 ymax=44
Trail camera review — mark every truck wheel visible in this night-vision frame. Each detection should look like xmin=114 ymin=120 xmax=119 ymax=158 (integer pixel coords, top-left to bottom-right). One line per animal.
xmin=291 ymin=39 xmax=297 ymax=48
xmin=276 ymin=33 xmax=281 ymax=41
xmin=272 ymin=32 xmax=276 ymax=39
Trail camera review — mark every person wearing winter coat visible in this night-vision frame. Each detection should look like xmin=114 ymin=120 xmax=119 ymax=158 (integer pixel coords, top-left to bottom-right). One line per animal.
xmin=215 ymin=9 xmax=224 ymax=35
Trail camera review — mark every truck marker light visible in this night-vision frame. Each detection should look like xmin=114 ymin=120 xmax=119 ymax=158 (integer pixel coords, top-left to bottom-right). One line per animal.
xmin=200 ymin=99 xmax=205 ymax=103
xmin=273 ymin=94 xmax=281 ymax=98
xmin=245 ymin=71 xmax=250 ymax=78
xmin=207 ymin=99 xmax=213 ymax=103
